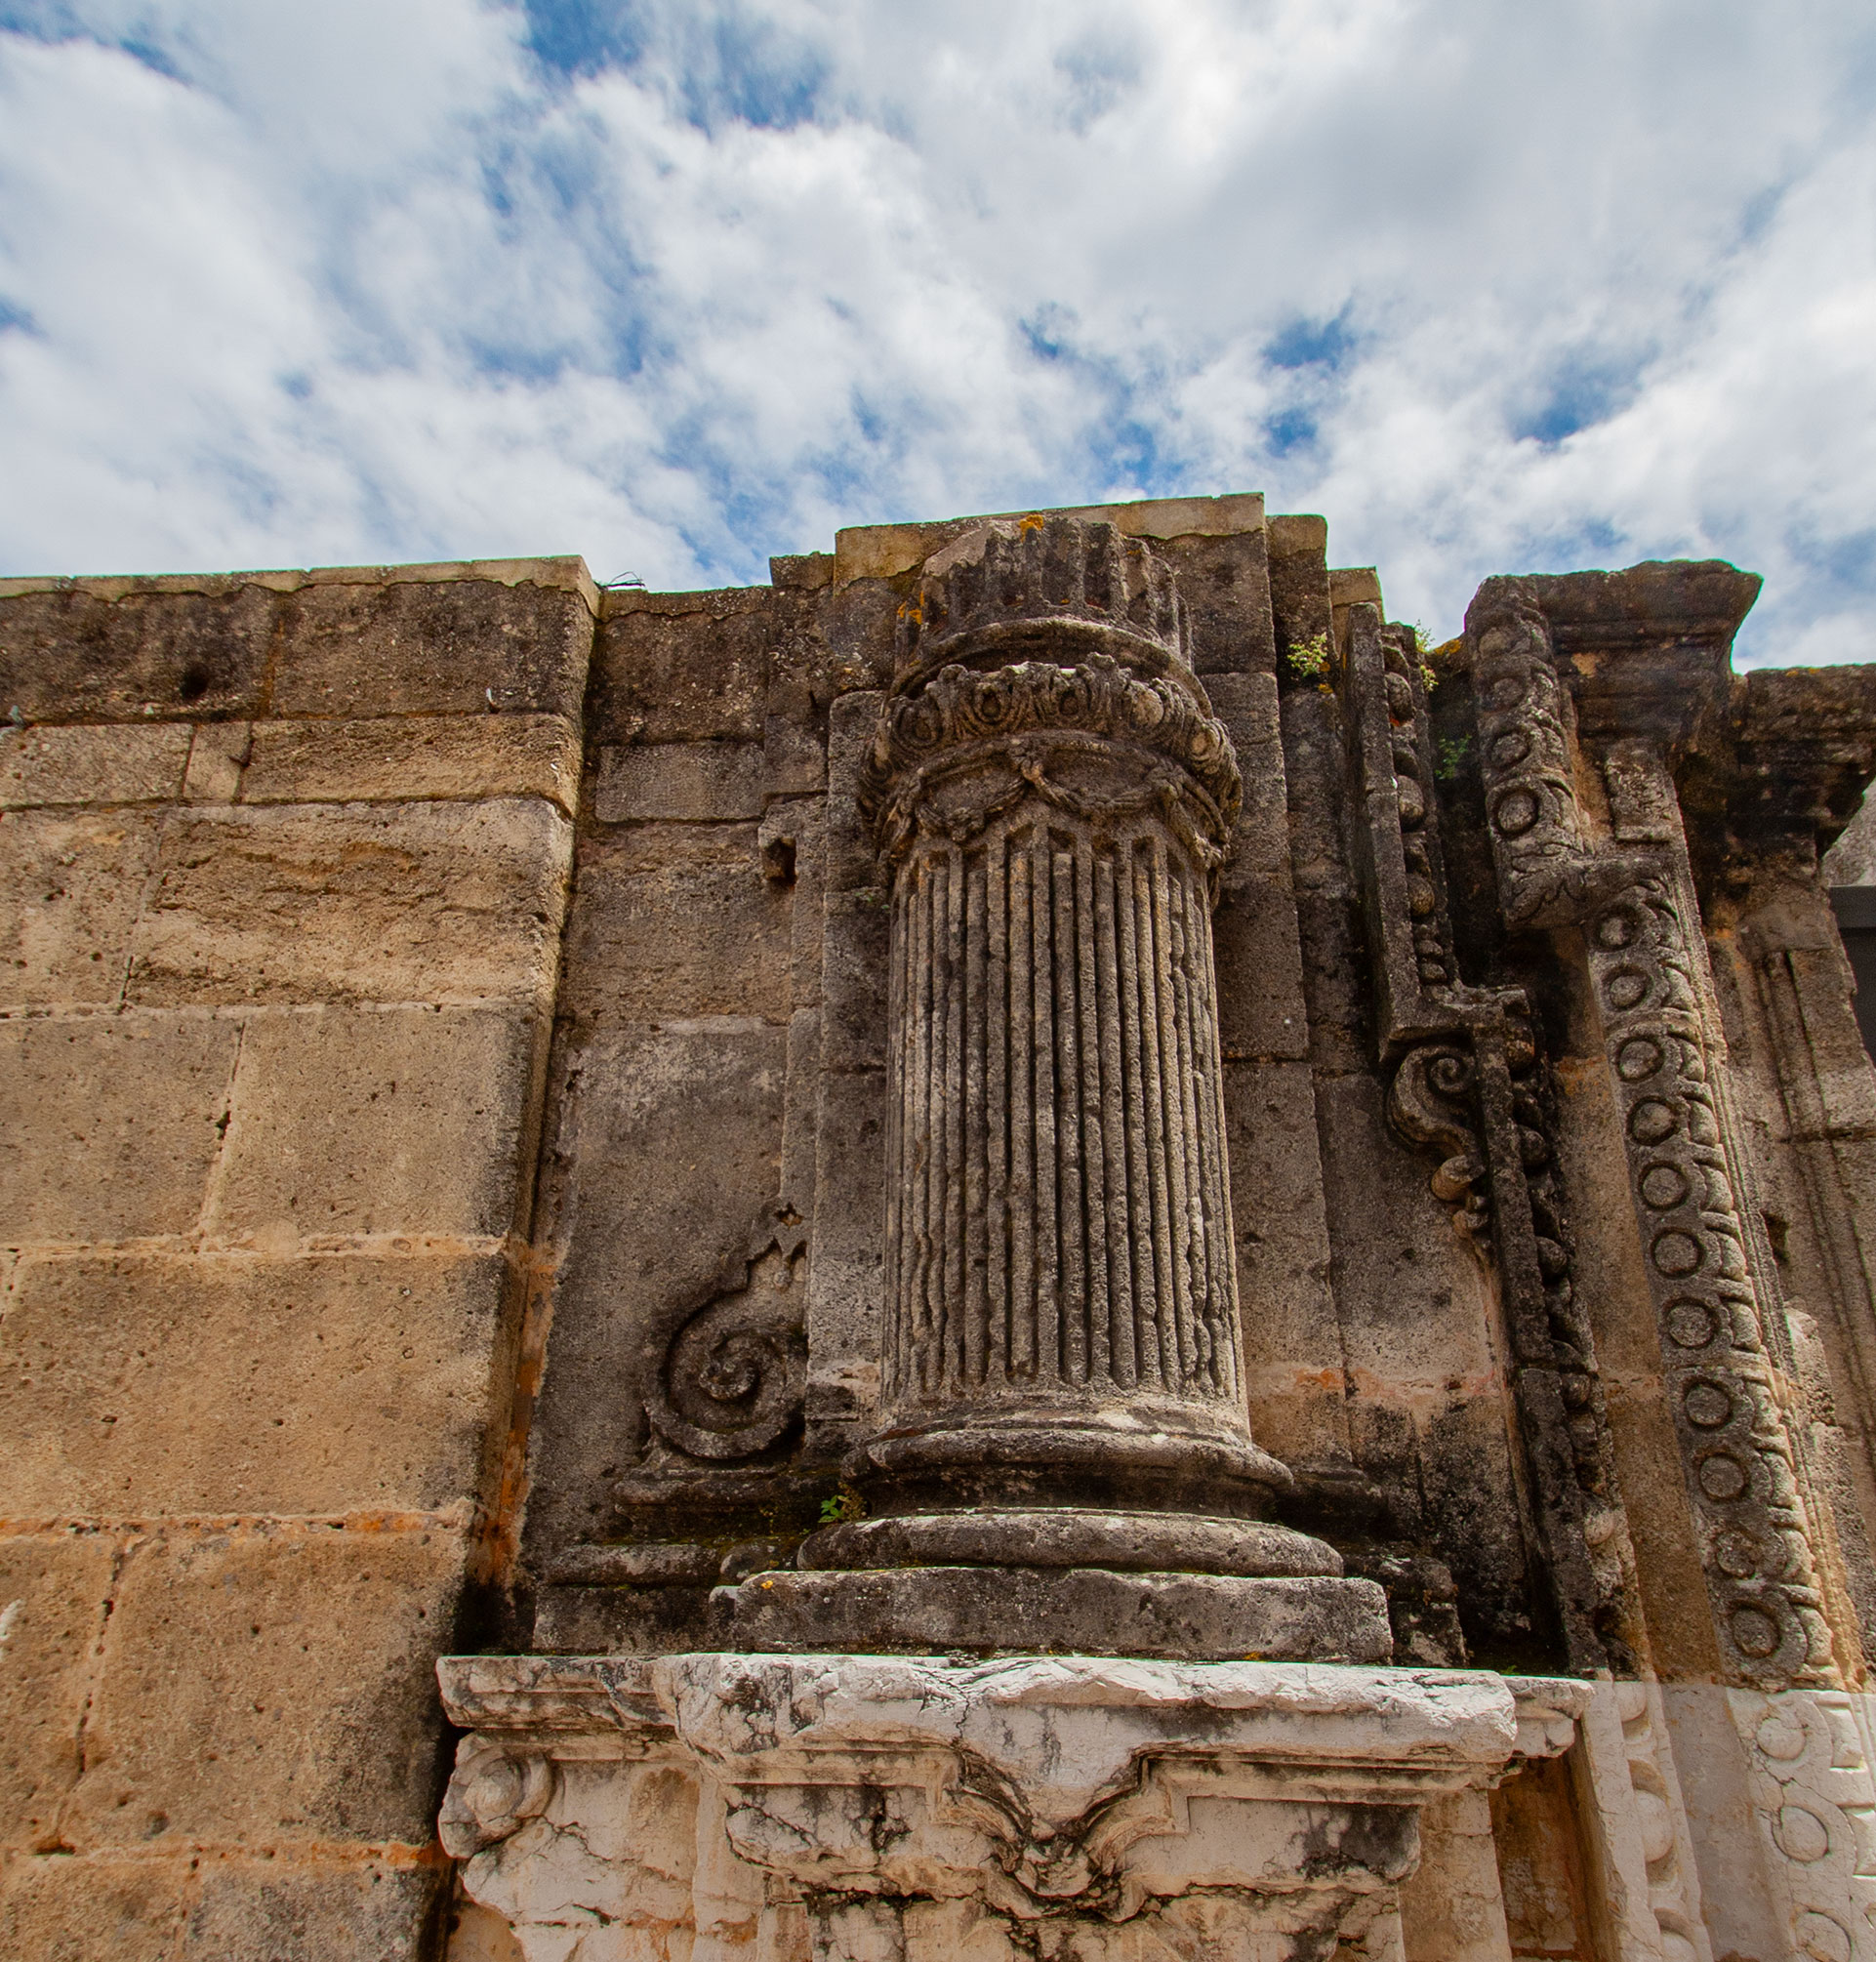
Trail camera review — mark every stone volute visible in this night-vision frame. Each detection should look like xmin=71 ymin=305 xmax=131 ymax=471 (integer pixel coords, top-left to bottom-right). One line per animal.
xmin=712 ymin=516 xmax=1387 ymax=1661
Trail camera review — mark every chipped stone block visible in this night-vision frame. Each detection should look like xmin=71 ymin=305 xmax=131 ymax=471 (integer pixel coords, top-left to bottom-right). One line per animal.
xmin=269 ymin=579 xmax=592 ymax=721
xmin=592 ymin=742 xmax=765 ymax=823
xmin=0 ymin=1535 xmax=117 ymax=1852
xmin=182 ymin=721 xmax=251 ymax=802
xmin=0 ymin=1252 xmax=512 ymax=1516
xmin=68 ymin=1524 xmax=466 ymax=1849
xmin=558 ymin=822 xmax=791 ymax=1023
xmin=0 ymin=809 xmax=160 ymax=1008
xmin=210 ymin=1005 xmax=543 ymax=1242
xmin=0 ymin=724 xmax=191 ymax=809
xmin=242 ymin=715 xmax=580 ymax=816
xmin=0 ymin=582 xmax=276 ymax=724
xmin=181 ymin=1860 xmax=443 ymax=1961
xmin=125 ymin=800 xmax=572 ymax=1007
xmin=0 ymin=1013 xmax=240 ymax=1245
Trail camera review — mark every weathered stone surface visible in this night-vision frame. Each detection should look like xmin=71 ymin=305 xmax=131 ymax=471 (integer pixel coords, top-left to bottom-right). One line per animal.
xmin=0 ymin=1853 xmax=192 ymax=1960
xmin=269 ymin=575 xmax=593 ymax=721
xmin=9 ymin=522 xmax=1876 ymax=1962
xmin=0 ymin=808 xmax=160 ymax=1007
xmin=181 ymin=721 xmax=251 ymax=802
xmin=241 ymin=714 xmax=581 ymax=816
xmin=0 ymin=723 xmax=191 ymax=809
xmin=0 ymin=581 xmax=276 ymax=723
xmin=0 ymin=1535 xmax=116 ymax=1851
xmin=210 ymin=1004 xmax=543 ymax=1242
xmin=69 ymin=1524 xmax=465 ymax=1848
xmin=592 ymin=741 xmax=765 ymax=823
xmin=556 ymin=822 xmax=790 ymax=1023
xmin=125 ymin=799 xmax=572 ymax=1006
xmin=710 ymin=1565 xmax=1392 ymax=1663
xmin=592 ymin=588 xmax=775 ymax=744
xmin=181 ymin=1860 xmax=443 ymax=1961
xmin=437 ymin=1649 xmax=1548 ymax=1962
xmin=0 ymin=1253 xmax=512 ymax=1515
xmin=797 ymin=1508 xmax=1342 ymax=1577
xmin=0 ymin=1013 xmax=240 ymax=1244
xmin=1225 ymin=1058 xmax=1349 ymax=1471
xmin=519 ymin=1022 xmax=786 ymax=1559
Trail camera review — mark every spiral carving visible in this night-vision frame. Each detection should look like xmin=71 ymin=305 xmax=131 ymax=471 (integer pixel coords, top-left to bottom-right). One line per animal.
xmin=645 ymin=1246 xmax=806 ymax=1462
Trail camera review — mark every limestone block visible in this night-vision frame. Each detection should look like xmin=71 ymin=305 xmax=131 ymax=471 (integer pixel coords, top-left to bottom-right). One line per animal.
xmin=0 ymin=809 xmax=160 ymax=1008
xmin=1783 ymin=945 xmax=1876 ymax=1137
xmin=0 ymin=723 xmax=191 ymax=808
xmin=591 ymin=588 xmax=775 ymax=743
xmin=210 ymin=1004 xmax=543 ymax=1242
xmin=592 ymin=741 xmax=765 ymax=823
xmin=125 ymin=799 xmax=572 ymax=1007
xmin=181 ymin=1860 xmax=442 ymax=1961
xmin=269 ymin=578 xmax=592 ymax=720
xmin=0 ymin=1852 xmax=192 ymax=1960
xmin=1224 ymin=1059 xmax=1348 ymax=1469
xmin=0 ymin=1012 xmax=240 ymax=1244
xmin=182 ymin=720 xmax=251 ymax=801
xmin=68 ymin=1523 xmax=466 ymax=1848
xmin=803 ymin=1065 xmax=885 ymax=1435
xmin=0 ymin=582 xmax=275 ymax=723
xmin=1399 ymin=1788 xmax=1514 ymax=1962
xmin=1163 ymin=528 xmax=1277 ymax=675
xmin=0 ymin=1252 xmax=512 ymax=1515
xmin=713 ymin=1564 xmax=1391 ymax=1663
xmin=818 ymin=885 xmax=888 ymax=1070
xmin=517 ymin=1022 xmax=785 ymax=1555
xmin=242 ymin=714 xmax=581 ymax=817
xmin=0 ymin=1535 xmax=116 ymax=1851
xmin=558 ymin=822 xmax=791 ymax=1023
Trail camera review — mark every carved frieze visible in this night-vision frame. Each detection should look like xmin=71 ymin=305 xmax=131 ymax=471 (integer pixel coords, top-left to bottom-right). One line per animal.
xmin=1469 ymin=582 xmax=1836 ymax=1693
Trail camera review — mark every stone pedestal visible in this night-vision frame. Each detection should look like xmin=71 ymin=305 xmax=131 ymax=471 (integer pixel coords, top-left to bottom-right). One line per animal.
xmin=438 ymin=1653 xmax=1586 ymax=1961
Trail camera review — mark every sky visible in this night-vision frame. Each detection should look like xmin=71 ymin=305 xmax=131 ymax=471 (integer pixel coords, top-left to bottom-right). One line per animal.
xmin=0 ymin=2 xmax=1872 ymax=664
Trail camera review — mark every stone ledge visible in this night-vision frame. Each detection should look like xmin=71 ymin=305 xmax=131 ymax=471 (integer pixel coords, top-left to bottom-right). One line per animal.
xmin=435 ymin=1651 xmax=1582 ymax=1961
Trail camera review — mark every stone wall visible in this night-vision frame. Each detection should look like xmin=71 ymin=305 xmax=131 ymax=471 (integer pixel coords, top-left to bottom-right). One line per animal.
xmin=0 ymin=559 xmax=592 ymax=1955
xmin=6 ymin=501 xmax=1876 ymax=1960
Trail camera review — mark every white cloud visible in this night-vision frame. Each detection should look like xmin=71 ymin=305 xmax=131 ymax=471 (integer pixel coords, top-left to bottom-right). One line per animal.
xmin=0 ymin=0 xmax=1871 ymax=662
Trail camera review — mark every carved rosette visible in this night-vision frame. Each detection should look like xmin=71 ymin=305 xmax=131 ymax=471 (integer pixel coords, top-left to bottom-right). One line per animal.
xmin=853 ymin=516 xmax=1279 ymax=1507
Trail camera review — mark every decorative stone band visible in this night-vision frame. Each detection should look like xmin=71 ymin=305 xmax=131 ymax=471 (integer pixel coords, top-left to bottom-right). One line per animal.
xmin=1470 ymin=593 xmax=1834 ymax=1692
xmin=859 ymin=652 xmax=1243 ymax=876
xmin=1339 ymin=600 xmax=1640 ymax=1676
xmin=436 ymin=1651 xmax=1585 ymax=1962
xmin=1465 ymin=588 xmax=1838 ymax=1705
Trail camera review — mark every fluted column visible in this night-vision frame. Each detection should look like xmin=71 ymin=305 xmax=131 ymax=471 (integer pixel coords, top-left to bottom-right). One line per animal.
xmin=849 ymin=516 xmax=1286 ymax=1520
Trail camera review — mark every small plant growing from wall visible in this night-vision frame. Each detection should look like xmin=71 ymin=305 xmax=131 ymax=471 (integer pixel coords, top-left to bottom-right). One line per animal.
xmin=1287 ymin=632 xmax=1330 ymax=679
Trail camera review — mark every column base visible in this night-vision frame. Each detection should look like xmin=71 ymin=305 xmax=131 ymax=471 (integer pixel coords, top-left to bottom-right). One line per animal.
xmin=712 ymin=1562 xmax=1391 ymax=1662
xmin=438 ymin=1651 xmax=1587 ymax=1962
